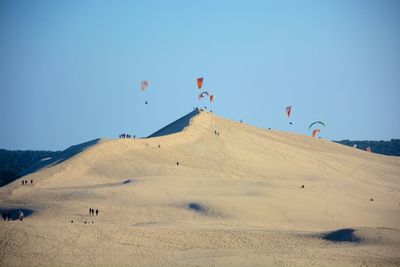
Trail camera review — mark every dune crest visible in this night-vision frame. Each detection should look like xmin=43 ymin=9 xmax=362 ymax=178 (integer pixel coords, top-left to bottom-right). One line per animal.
xmin=1 ymin=110 xmax=399 ymax=266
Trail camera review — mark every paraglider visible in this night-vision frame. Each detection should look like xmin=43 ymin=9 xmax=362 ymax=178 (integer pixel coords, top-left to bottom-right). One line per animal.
xmin=210 ymin=95 xmax=215 ymax=102
xmin=286 ymin=106 xmax=292 ymax=118
xmin=308 ymin=121 xmax=326 ymax=130
xmin=140 ymin=80 xmax=150 ymax=106
xmin=141 ymin=80 xmax=150 ymax=91
xmin=197 ymin=77 xmax=204 ymax=89
xmin=312 ymin=129 xmax=320 ymax=138
xmin=286 ymin=106 xmax=293 ymax=125
xmin=198 ymin=91 xmax=209 ymax=100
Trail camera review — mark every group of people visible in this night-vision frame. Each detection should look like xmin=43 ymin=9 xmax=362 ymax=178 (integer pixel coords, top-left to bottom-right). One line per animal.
xmin=21 ymin=179 xmax=33 ymax=185
xmin=89 ymin=208 xmax=99 ymax=216
xmin=1 ymin=210 xmax=24 ymax=221
xmin=119 ymin=134 xmax=135 ymax=139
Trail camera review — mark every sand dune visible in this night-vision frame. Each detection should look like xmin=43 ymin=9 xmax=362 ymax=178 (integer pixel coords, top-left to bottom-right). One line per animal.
xmin=1 ymin=110 xmax=399 ymax=266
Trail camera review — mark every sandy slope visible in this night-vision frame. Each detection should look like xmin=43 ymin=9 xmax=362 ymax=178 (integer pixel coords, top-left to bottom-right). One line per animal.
xmin=1 ymin=110 xmax=399 ymax=266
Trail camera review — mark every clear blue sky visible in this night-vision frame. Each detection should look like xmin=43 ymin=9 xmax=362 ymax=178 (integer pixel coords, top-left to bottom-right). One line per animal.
xmin=1 ymin=0 xmax=399 ymax=151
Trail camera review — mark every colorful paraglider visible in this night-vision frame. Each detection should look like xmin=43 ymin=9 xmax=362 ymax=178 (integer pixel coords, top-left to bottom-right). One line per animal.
xmin=198 ymin=91 xmax=209 ymax=100
xmin=197 ymin=77 xmax=204 ymax=89
xmin=210 ymin=95 xmax=215 ymax=102
xmin=141 ymin=80 xmax=150 ymax=91
xmin=308 ymin=121 xmax=326 ymax=130
xmin=312 ymin=129 xmax=320 ymax=138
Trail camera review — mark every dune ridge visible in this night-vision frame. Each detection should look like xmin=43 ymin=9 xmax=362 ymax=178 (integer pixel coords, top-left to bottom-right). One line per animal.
xmin=1 ymin=110 xmax=399 ymax=266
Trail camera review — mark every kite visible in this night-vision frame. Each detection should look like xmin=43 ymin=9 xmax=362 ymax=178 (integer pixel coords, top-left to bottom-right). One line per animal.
xmin=210 ymin=95 xmax=215 ymax=102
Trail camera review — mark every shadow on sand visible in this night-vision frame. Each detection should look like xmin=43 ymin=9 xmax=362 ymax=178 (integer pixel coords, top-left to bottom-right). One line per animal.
xmin=148 ymin=109 xmax=200 ymax=138
xmin=0 ymin=208 xmax=35 ymax=221
xmin=322 ymin=228 xmax=361 ymax=243
xmin=188 ymin=202 xmax=207 ymax=214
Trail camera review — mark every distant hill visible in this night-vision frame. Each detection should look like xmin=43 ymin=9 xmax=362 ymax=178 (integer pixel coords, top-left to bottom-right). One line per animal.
xmin=334 ymin=139 xmax=400 ymax=156
xmin=0 ymin=149 xmax=61 ymax=187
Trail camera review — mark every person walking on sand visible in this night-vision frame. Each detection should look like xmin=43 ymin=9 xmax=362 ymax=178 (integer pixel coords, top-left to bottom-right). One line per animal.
xmin=19 ymin=210 xmax=24 ymax=221
xmin=95 ymin=209 xmax=99 ymax=216
xmin=4 ymin=211 xmax=9 ymax=221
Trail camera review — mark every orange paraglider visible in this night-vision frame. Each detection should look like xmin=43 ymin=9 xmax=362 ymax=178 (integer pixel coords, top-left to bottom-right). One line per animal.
xmin=197 ymin=77 xmax=204 ymax=89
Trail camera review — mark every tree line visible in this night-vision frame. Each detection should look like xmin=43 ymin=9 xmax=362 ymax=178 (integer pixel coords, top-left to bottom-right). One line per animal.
xmin=0 ymin=149 xmax=61 ymax=187
xmin=334 ymin=139 xmax=400 ymax=156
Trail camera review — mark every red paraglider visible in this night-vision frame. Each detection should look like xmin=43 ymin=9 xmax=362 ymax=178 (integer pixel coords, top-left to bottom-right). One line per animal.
xmin=286 ymin=106 xmax=292 ymax=118
xmin=312 ymin=129 xmax=320 ymax=138
xmin=141 ymin=80 xmax=149 ymax=91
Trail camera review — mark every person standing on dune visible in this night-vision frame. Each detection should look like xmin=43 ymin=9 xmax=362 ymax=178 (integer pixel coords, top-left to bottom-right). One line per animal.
xmin=18 ymin=210 xmax=24 ymax=221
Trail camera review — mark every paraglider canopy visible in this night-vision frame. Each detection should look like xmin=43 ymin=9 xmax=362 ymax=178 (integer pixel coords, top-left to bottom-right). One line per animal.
xmin=308 ymin=121 xmax=326 ymax=130
xmin=198 ymin=91 xmax=209 ymax=100
xmin=197 ymin=77 xmax=204 ymax=89
xmin=312 ymin=129 xmax=320 ymax=138
xmin=141 ymin=80 xmax=150 ymax=91
xmin=286 ymin=106 xmax=292 ymax=118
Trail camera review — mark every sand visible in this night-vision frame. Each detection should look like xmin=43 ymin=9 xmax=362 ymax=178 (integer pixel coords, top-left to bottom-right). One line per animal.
xmin=1 ymin=110 xmax=399 ymax=266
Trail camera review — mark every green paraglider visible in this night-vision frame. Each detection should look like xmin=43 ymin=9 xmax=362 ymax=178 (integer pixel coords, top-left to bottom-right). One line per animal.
xmin=308 ymin=121 xmax=326 ymax=130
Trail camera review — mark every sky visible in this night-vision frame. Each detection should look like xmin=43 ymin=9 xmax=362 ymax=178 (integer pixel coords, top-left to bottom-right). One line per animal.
xmin=0 ymin=0 xmax=399 ymax=151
